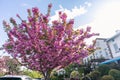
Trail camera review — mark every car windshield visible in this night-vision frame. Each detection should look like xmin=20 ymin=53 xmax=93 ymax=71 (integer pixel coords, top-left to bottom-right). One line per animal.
xmin=0 ymin=77 xmax=22 ymax=80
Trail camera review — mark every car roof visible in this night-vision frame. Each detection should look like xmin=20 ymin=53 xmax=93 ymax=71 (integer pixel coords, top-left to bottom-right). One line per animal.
xmin=0 ymin=75 xmax=31 ymax=79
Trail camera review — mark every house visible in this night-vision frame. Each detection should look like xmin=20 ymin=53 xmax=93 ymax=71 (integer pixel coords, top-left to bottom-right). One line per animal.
xmin=83 ymin=30 xmax=120 ymax=65
xmin=107 ymin=31 xmax=120 ymax=58
xmin=93 ymin=38 xmax=112 ymax=59
xmin=83 ymin=38 xmax=112 ymax=64
xmin=100 ymin=31 xmax=120 ymax=64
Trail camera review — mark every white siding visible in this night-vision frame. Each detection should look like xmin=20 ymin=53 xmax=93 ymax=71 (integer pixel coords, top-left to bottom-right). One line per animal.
xmin=107 ymin=34 xmax=120 ymax=58
xmin=94 ymin=39 xmax=112 ymax=59
xmin=83 ymin=38 xmax=112 ymax=64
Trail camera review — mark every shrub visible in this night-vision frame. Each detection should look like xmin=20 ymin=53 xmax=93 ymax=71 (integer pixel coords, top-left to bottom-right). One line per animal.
xmin=109 ymin=69 xmax=120 ymax=80
xmin=97 ymin=64 xmax=110 ymax=76
xmin=0 ymin=73 xmax=4 ymax=77
xmin=22 ymin=69 xmax=43 ymax=78
xmin=50 ymin=71 xmax=58 ymax=80
xmin=51 ymin=73 xmax=64 ymax=80
xmin=64 ymin=64 xmax=75 ymax=78
xmin=50 ymin=75 xmax=57 ymax=80
xmin=70 ymin=70 xmax=80 ymax=79
xmin=64 ymin=63 xmax=84 ymax=78
xmin=78 ymin=67 xmax=84 ymax=77
xmin=50 ymin=70 xmax=65 ymax=80
xmin=101 ymin=75 xmax=114 ymax=80
xmin=81 ymin=76 xmax=91 ymax=80
xmin=88 ymin=70 xmax=100 ymax=80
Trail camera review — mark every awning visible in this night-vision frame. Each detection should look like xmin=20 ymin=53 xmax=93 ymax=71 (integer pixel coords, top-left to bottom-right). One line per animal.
xmin=99 ymin=57 xmax=120 ymax=65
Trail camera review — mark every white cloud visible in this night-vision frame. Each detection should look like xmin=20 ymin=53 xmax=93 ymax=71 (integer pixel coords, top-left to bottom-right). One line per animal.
xmin=77 ymin=1 xmax=120 ymax=38
xmin=50 ymin=3 xmax=90 ymax=24
xmin=84 ymin=2 xmax=92 ymax=7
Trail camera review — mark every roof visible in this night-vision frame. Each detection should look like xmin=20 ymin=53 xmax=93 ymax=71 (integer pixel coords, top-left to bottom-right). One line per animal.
xmin=93 ymin=38 xmax=107 ymax=47
xmin=1 ymin=75 xmax=32 ymax=79
xmin=107 ymin=32 xmax=120 ymax=42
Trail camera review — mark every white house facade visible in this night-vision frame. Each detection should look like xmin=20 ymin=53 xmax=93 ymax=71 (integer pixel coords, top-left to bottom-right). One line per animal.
xmin=83 ymin=38 xmax=112 ymax=64
xmin=93 ymin=38 xmax=112 ymax=59
xmin=107 ymin=31 xmax=120 ymax=58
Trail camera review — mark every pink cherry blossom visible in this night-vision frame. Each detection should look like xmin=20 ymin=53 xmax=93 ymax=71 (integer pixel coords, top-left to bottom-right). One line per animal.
xmin=2 ymin=4 xmax=99 ymax=80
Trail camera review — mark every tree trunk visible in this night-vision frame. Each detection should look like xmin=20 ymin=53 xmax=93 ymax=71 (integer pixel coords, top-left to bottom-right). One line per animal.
xmin=43 ymin=71 xmax=51 ymax=80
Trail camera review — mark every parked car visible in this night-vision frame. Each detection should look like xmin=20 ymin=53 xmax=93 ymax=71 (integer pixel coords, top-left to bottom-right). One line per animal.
xmin=33 ymin=78 xmax=44 ymax=80
xmin=33 ymin=78 xmax=41 ymax=80
xmin=0 ymin=75 xmax=32 ymax=80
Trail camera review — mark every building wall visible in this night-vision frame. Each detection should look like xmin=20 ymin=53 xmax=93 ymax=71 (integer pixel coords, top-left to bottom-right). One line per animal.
xmin=83 ymin=31 xmax=120 ymax=65
xmin=94 ymin=39 xmax=112 ymax=59
xmin=107 ymin=34 xmax=120 ymax=58
xmin=83 ymin=38 xmax=112 ymax=64
xmin=83 ymin=53 xmax=94 ymax=64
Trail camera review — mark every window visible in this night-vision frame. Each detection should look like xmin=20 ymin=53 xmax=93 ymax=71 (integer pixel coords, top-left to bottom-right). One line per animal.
xmin=90 ymin=56 xmax=92 ymax=60
xmin=112 ymin=39 xmax=114 ymax=42
xmin=113 ymin=43 xmax=119 ymax=52
xmin=106 ymin=52 xmax=108 ymax=55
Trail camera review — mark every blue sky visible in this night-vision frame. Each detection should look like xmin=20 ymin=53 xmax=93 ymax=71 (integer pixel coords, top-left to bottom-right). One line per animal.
xmin=1 ymin=0 xmax=120 ymax=56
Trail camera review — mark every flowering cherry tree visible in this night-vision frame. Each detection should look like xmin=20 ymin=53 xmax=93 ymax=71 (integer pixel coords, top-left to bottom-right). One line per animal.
xmin=0 ymin=56 xmax=20 ymax=75
xmin=3 ymin=4 xmax=98 ymax=80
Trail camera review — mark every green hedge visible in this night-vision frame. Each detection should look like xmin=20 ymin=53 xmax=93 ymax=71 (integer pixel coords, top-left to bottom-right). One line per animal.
xmin=101 ymin=75 xmax=114 ymax=80
xmin=109 ymin=69 xmax=120 ymax=80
